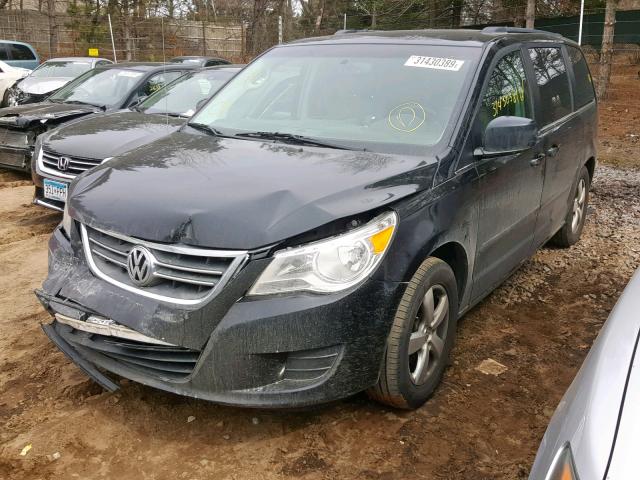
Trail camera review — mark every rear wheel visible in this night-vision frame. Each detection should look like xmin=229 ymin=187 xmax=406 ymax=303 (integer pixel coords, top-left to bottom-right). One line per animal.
xmin=551 ymin=166 xmax=590 ymax=248
xmin=368 ymin=257 xmax=458 ymax=409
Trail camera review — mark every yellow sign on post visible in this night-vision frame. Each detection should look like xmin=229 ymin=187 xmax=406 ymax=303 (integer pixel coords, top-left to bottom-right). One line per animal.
xmin=88 ymin=48 xmax=99 ymax=57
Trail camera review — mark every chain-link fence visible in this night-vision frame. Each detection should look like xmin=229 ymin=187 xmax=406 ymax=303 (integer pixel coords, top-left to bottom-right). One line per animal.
xmin=0 ymin=9 xmax=245 ymax=62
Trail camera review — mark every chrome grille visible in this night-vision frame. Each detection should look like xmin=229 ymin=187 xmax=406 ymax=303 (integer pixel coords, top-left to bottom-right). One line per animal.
xmin=40 ymin=149 xmax=103 ymax=178
xmin=81 ymin=224 xmax=248 ymax=305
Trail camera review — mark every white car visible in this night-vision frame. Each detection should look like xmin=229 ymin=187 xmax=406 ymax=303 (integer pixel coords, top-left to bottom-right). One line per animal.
xmin=0 ymin=60 xmax=30 ymax=106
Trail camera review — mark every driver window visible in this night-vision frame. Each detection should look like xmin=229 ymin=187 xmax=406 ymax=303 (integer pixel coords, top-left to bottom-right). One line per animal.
xmin=479 ymin=50 xmax=531 ymax=131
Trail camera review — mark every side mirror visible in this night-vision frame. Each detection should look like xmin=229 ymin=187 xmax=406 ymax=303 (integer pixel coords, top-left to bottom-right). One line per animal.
xmin=474 ymin=116 xmax=537 ymax=158
xmin=129 ymin=95 xmax=148 ymax=108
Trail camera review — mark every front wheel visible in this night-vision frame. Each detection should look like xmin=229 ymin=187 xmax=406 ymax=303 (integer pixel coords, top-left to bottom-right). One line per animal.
xmin=551 ymin=165 xmax=590 ymax=248
xmin=368 ymin=257 xmax=458 ymax=409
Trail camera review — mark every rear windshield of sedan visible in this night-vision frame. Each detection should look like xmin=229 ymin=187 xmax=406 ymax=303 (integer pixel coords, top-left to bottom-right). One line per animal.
xmin=191 ymin=43 xmax=481 ymax=154
xmin=31 ymin=60 xmax=92 ymax=78
xmin=140 ymin=69 xmax=235 ymax=117
xmin=48 ymin=68 xmax=143 ymax=108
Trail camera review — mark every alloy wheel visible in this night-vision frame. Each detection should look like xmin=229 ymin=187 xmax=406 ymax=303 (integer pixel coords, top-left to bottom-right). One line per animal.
xmin=571 ymin=178 xmax=586 ymax=233
xmin=408 ymin=284 xmax=449 ymax=385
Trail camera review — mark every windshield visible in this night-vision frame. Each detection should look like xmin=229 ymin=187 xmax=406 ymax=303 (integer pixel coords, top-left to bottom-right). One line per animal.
xmin=49 ymin=68 xmax=143 ymax=108
xmin=190 ymin=44 xmax=480 ymax=154
xmin=31 ymin=60 xmax=92 ymax=78
xmin=139 ymin=69 xmax=235 ymax=117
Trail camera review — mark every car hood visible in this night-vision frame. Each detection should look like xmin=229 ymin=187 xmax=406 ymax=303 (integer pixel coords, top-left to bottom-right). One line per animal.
xmin=18 ymin=76 xmax=70 ymax=95
xmin=44 ymin=111 xmax=185 ymax=159
xmin=69 ymin=131 xmax=437 ymax=250
xmin=0 ymin=101 xmax=101 ymax=129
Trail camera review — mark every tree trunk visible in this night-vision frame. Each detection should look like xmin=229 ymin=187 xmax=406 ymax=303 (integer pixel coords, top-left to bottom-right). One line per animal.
xmin=46 ymin=0 xmax=57 ymax=58
xmin=597 ymin=0 xmax=619 ymax=100
xmin=371 ymin=2 xmax=376 ymax=29
xmin=525 ymin=0 xmax=535 ymax=28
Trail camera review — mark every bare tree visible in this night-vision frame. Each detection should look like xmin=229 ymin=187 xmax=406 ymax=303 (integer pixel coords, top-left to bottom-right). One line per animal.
xmin=596 ymin=0 xmax=619 ymax=100
xmin=525 ymin=0 xmax=535 ymax=28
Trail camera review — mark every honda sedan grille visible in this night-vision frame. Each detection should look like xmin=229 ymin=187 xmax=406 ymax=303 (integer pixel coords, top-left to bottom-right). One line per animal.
xmin=40 ymin=149 xmax=103 ymax=178
xmin=81 ymin=224 xmax=248 ymax=304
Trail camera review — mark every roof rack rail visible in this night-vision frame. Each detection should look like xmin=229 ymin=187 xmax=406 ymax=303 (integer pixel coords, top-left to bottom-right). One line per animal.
xmin=482 ymin=26 xmax=562 ymax=37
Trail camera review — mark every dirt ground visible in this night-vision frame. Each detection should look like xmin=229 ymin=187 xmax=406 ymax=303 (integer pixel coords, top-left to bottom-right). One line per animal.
xmin=1 ymin=93 xmax=639 ymax=478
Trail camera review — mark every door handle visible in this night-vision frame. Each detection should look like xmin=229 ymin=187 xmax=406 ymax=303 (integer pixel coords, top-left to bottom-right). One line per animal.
xmin=546 ymin=145 xmax=560 ymax=157
xmin=530 ymin=153 xmax=545 ymax=167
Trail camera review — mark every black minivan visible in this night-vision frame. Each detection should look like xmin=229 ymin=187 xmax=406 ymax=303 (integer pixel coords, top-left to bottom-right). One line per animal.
xmin=37 ymin=28 xmax=597 ymax=409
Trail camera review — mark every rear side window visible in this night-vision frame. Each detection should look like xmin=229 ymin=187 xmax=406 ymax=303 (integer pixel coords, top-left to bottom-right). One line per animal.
xmin=528 ymin=47 xmax=572 ymax=126
xmin=567 ymin=46 xmax=595 ymax=108
xmin=479 ymin=50 xmax=531 ymax=130
xmin=10 ymin=44 xmax=36 ymax=60
xmin=0 ymin=45 xmax=9 ymax=61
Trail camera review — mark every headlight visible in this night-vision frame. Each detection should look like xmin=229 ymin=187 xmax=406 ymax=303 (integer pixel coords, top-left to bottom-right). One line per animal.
xmin=546 ymin=444 xmax=579 ymax=480
xmin=248 ymin=211 xmax=397 ymax=296
xmin=61 ymin=202 xmax=73 ymax=236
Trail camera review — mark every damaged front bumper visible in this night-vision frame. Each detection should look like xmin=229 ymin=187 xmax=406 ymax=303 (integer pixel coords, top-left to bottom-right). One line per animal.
xmin=0 ymin=134 xmax=31 ymax=171
xmin=37 ymin=224 xmax=404 ymax=408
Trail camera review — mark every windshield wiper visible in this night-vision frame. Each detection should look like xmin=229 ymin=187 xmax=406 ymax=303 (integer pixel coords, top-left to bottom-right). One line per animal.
xmin=234 ymin=131 xmax=355 ymax=150
xmin=188 ymin=122 xmax=225 ymax=136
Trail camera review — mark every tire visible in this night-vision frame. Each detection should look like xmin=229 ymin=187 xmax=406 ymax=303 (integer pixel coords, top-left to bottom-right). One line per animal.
xmin=551 ymin=165 xmax=590 ymax=248
xmin=368 ymin=257 xmax=458 ymax=409
xmin=1 ymin=89 xmax=9 ymax=108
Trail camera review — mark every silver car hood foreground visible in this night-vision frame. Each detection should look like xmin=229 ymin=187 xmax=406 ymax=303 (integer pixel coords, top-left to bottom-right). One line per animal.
xmin=529 ymin=269 xmax=640 ymax=480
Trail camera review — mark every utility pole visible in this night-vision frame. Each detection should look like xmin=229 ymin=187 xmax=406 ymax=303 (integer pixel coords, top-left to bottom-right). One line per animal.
xmin=578 ymin=0 xmax=585 ymax=45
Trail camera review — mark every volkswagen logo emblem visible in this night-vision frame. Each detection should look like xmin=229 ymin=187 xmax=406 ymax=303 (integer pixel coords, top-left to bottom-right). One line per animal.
xmin=127 ymin=246 xmax=156 ymax=287
xmin=58 ymin=156 xmax=71 ymax=171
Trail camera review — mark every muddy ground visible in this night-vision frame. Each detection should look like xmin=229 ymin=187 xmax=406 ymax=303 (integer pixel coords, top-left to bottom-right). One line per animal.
xmin=1 ymin=91 xmax=640 ymax=478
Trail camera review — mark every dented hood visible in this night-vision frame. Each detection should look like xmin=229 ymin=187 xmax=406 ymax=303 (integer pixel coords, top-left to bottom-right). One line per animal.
xmin=43 ymin=111 xmax=184 ymax=159
xmin=0 ymin=101 xmax=100 ymax=129
xmin=69 ymin=130 xmax=437 ymax=250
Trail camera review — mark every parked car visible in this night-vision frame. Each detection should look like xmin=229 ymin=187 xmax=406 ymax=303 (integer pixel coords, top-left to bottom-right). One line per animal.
xmin=3 ymin=57 xmax=113 ymax=106
xmin=0 ymin=59 xmax=30 ymax=106
xmin=529 ymin=269 xmax=640 ymax=480
xmin=37 ymin=27 xmax=597 ymax=409
xmin=170 ymin=55 xmax=231 ymax=67
xmin=0 ymin=62 xmax=195 ymax=172
xmin=32 ymin=64 xmax=243 ymax=211
xmin=0 ymin=40 xmax=39 ymax=70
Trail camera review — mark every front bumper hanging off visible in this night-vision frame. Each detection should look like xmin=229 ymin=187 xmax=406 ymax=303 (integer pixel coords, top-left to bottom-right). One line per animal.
xmin=37 ymin=225 xmax=405 ymax=408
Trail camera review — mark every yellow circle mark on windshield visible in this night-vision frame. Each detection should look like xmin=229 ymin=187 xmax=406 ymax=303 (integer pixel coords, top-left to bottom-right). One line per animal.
xmin=388 ymin=102 xmax=426 ymax=133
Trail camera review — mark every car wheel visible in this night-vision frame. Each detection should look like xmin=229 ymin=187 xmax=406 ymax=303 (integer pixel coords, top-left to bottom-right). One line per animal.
xmin=551 ymin=165 xmax=590 ymax=248
xmin=368 ymin=257 xmax=458 ymax=409
xmin=1 ymin=89 xmax=10 ymax=107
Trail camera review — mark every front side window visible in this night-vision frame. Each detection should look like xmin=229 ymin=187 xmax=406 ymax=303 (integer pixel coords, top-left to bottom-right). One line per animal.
xmin=31 ymin=60 xmax=92 ymax=78
xmin=10 ymin=44 xmax=35 ymax=61
xmin=567 ymin=46 xmax=595 ymax=109
xmin=0 ymin=46 xmax=8 ymax=61
xmin=528 ymin=47 xmax=572 ymax=126
xmin=139 ymin=69 xmax=235 ymax=117
xmin=49 ymin=68 xmax=144 ymax=108
xmin=190 ymin=44 xmax=481 ymax=154
xmin=479 ymin=50 xmax=531 ymax=130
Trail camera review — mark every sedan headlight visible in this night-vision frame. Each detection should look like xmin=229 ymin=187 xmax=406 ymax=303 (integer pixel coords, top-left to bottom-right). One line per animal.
xmin=61 ymin=202 xmax=73 ymax=236
xmin=248 ymin=211 xmax=397 ymax=296
xmin=547 ymin=444 xmax=579 ymax=480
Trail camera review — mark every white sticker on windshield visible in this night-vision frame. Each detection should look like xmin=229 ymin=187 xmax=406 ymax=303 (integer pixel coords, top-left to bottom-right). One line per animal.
xmin=404 ymin=56 xmax=464 ymax=71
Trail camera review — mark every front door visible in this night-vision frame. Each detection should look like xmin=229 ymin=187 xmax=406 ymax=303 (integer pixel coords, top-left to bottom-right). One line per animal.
xmin=471 ymin=48 xmax=545 ymax=301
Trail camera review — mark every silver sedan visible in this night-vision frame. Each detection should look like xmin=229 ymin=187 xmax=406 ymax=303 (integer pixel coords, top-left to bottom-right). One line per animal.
xmin=530 ymin=268 xmax=640 ymax=479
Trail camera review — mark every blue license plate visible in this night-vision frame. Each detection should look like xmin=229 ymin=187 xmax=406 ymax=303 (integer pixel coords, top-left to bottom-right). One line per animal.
xmin=43 ymin=178 xmax=68 ymax=202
